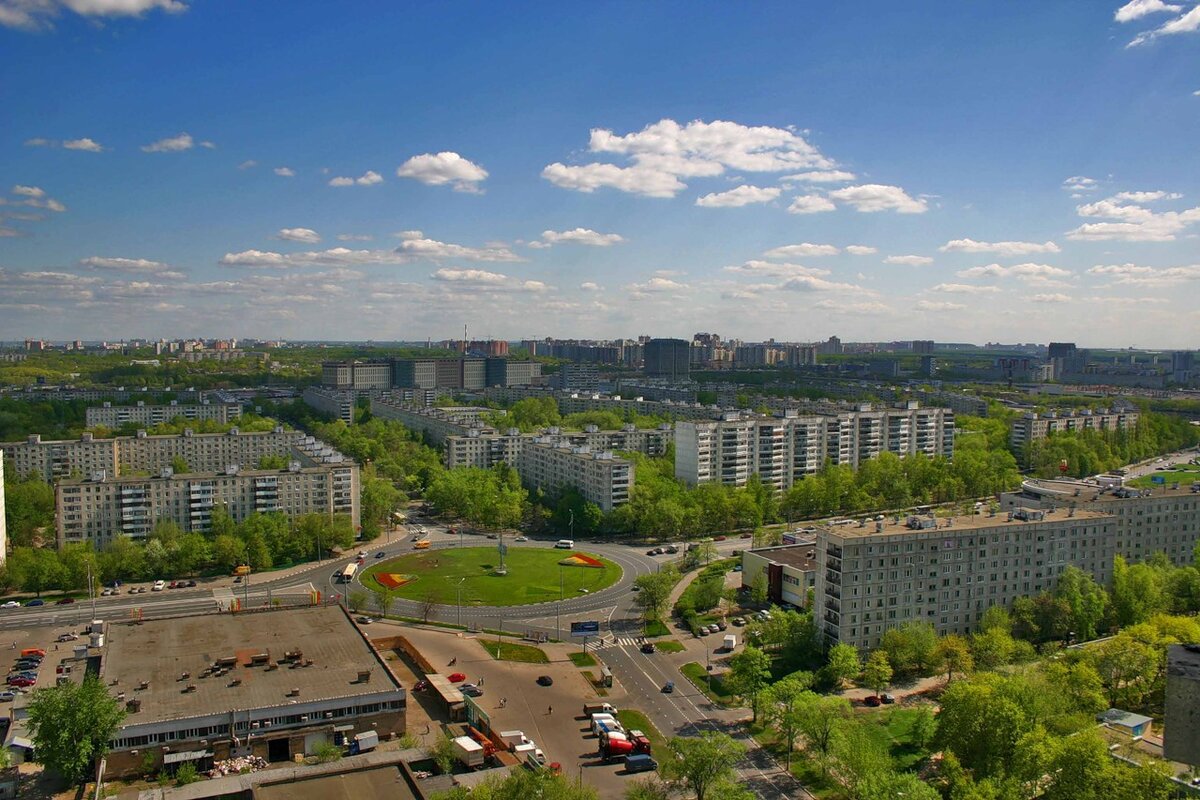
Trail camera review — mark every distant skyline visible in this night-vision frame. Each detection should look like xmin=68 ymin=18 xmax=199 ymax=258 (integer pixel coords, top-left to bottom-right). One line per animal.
xmin=1 ymin=2 xmax=1199 ymax=346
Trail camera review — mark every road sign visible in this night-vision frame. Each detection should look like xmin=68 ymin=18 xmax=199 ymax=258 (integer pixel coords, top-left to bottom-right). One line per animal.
xmin=1152 ymin=475 xmax=1166 ymax=484
xmin=571 ymin=621 xmax=600 ymax=637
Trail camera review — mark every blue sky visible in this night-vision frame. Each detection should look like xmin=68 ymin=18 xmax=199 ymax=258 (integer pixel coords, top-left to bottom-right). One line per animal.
xmin=1 ymin=1 xmax=1198 ymax=346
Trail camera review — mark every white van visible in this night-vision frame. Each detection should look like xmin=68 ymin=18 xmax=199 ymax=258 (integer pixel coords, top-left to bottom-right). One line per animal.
xmin=555 ymin=539 xmax=574 ymax=549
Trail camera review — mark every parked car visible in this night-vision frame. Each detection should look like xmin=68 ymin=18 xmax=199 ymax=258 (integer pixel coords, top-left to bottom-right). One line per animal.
xmin=101 ymin=588 xmax=115 ymax=596
xmin=1 ymin=601 xmax=20 ymax=609
xmin=168 ymin=581 xmax=179 ymax=589
xmin=152 ymin=580 xmax=166 ymax=592
xmin=0 ymin=692 xmax=17 ymax=702
xmin=863 ymin=695 xmax=882 ymax=707
xmin=186 ymin=580 xmax=197 ymax=587
xmin=536 ymin=675 xmax=554 ymax=687
xmin=460 ymin=684 xmax=483 ymax=697
xmin=731 ymin=617 xmax=746 ymax=626
xmin=713 ymin=535 xmax=727 ymax=542
xmin=716 ymin=620 xmax=727 ymax=631
xmin=514 ymin=536 xmax=529 ymax=542
xmin=57 ymin=633 xmax=78 ymax=642
xmin=356 ymin=616 xmax=373 ymax=624
xmin=25 ymin=599 xmax=44 ymax=607
xmin=137 ymin=587 xmax=147 ymax=593
xmin=55 ymin=597 xmax=74 ymax=605
xmin=6 ymin=677 xmax=34 ymax=688
xmin=739 ymin=532 xmax=753 ymax=539
xmin=486 ymin=533 xmax=499 ymax=539
xmin=448 ymin=672 xmax=467 ymax=683
xmin=646 ymin=549 xmax=659 ymax=556
xmin=881 ymin=693 xmax=896 ymax=704
xmin=412 ymin=679 xmax=430 ymax=692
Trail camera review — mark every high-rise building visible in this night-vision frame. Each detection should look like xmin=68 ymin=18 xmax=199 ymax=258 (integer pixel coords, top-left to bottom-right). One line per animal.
xmin=1165 ymin=645 xmax=1200 ymax=767
xmin=912 ymin=340 xmax=935 ymax=355
xmin=643 ymin=338 xmax=690 ymax=381
xmin=1173 ymin=351 xmax=1195 ymax=385
xmin=516 ymin=440 xmax=633 ymax=512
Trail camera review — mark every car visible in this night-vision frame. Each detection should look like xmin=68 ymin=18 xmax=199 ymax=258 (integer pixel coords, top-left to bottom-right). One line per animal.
xmin=375 ymin=551 xmax=386 ymax=558
xmin=731 ymin=617 xmax=746 ymax=626
xmin=863 ymin=695 xmax=882 ymax=707
xmin=101 ymin=588 xmax=115 ymax=596
xmin=0 ymin=692 xmax=16 ymax=702
xmin=25 ymin=599 xmax=44 ymax=607
xmin=413 ymin=679 xmax=430 ymax=692
xmin=7 ymin=677 xmax=34 ymax=688
xmin=707 ymin=625 xmax=720 ymax=635
xmin=356 ymin=616 xmax=373 ymax=624
xmin=186 ymin=580 xmax=197 ymax=587
xmin=514 ymin=536 xmax=528 ymax=542
xmin=136 ymin=587 xmax=147 ymax=594
xmin=714 ymin=535 xmax=727 ymax=542
xmin=56 ymin=633 xmax=78 ymax=642
xmin=357 ymin=551 xmax=366 ymax=558
xmin=486 ymin=533 xmax=498 ymax=539
xmin=630 ymin=584 xmax=640 ymax=592
xmin=448 ymin=672 xmax=467 ymax=683
xmin=640 ymin=642 xmax=656 ymax=653
xmin=14 ymin=662 xmax=40 ymax=671
xmin=665 ymin=545 xmax=678 ymax=554
xmin=661 ymin=681 xmax=674 ymax=693
xmin=233 ymin=576 xmax=243 ymax=584
xmin=152 ymin=580 xmax=166 ymax=592
xmin=716 ymin=620 xmax=727 ymax=631
xmin=460 ymin=684 xmax=483 ymax=697
xmin=881 ymin=693 xmax=896 ymax=704
xmin=9 ymin=670 xmax=37 ymax=680
xmin=536 ymin=675 xmax=554 ymax=687
xmin=646 ymin=549 xmax=659 ymax=556
xmin=168 ymin=581 xmax=178 ymax=589
xmin=1 ymin=601 xmax=20 ymax=609
xmin=740 ymin=532 xmax=753 ymax=539
xmin=55 ymin=597 xmax=74 ymax=605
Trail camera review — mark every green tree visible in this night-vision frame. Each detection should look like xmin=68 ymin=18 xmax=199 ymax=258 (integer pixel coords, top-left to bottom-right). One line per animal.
xmin=435 ymin=768 xmax=600 ymax=800
xmin=1054 ymin=566 xmax=1109 ymax=641
xmin=795 ymin=692 xmax=852 ymax=773
xmin=909 ymin=705 xmax=937 ymax=749
xmin=761 ymin=676 xmax=811 ymax=767
xmin=829 ymin=718 xmax=891 ymax=798
xmin=6 ymin=546 xmax=64 ymax=596
xmin=212 ymin=534 xmax=246 ymax=573
xmin=169 ymin=455 xmax=190 ymax=474
xmin=724 ymin=645 xmax=772 ymax=722
xmin=862 ymin=650 xmax=893 ymax=697
xmin=347 ymin=591 xmax=368 ymax=613
xmin=26 ymin=675 xmax=126 ymax=785
xmin=660 ymin=732 xmax=746 ymax=800
xmin=431 ymin=734 xmax=456 ymax=776
xmin=879 ymin=621 xmax=938 ymax=676
xmin=749 ymin=572 xmax=769 ymax=606
xmin=935 ymin=634 xmax=974 ymax=682
xmin=633 ymin=568 xmax=678 ymax=626
xmin=624 ymin=779 xmax=672 ymax=800
xmin=371 ymin=586 xmax=396 ymax=618
xmin=825 ymin=642 xmax=861 ymax=688
xmin=1090 ymin=633 xmax=1159 ymax=708
xmin=360 ymin=472 xmax=401 ymax=539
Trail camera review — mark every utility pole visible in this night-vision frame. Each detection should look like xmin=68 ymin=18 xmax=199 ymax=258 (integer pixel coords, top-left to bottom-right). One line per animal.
xmin=556 ymin=565 xmax=564 ymax=641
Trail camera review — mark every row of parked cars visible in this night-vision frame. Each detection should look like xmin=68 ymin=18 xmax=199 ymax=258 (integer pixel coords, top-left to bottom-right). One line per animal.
xmin=6 ymin=647 xmax=46 ymax=690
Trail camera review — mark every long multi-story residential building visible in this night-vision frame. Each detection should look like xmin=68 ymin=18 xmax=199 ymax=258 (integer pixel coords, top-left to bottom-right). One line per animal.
xmin=1009 ymin=407 xmax=1140 ymax=451
xmin=369 ymin=400 xmax=499 ymax=445
xmin=444 ymin=423 xmax=673 ymax=470
xmin=301 ymin=386 xmax=445 ymax=425
xmin=814 ymin=507 xmax=1115 ymax=649
xmin=85 ymin=401 xmax=242 ymax=428
xmin=482 ymin=386 xmax=722 ymax=421
xmin=515 ymin=439 xmax=633 ymax=512
xmin=321 ymin=357 xmax=541 ymax=392
xmin=675 ymin=402 xmax=955 ymax=491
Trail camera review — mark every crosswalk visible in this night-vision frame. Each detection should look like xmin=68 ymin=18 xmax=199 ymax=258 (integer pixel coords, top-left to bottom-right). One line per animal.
xmin=588 ymin=635 xmax=644 ymax=650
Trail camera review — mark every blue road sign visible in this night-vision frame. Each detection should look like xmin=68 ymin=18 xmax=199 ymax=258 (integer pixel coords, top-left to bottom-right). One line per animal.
xmin=571 ymin=621 xmax=600 ymax=637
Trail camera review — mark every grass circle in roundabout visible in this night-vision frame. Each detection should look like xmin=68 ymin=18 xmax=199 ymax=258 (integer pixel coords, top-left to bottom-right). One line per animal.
xmin=359 ymin=546 xmax=622 ymax=606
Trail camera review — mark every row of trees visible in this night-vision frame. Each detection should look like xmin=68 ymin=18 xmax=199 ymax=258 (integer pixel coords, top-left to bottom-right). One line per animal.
xmin=1026 ymin=412 xmax=1200 ymax=477
xmin=0 ymin=509 xmax=355 ymax=594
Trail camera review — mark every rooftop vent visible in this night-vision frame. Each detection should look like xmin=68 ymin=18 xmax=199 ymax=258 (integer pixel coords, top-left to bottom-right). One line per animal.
xmin=357 ymin=670 xmax=372 ymax=683
xmin=287 ymin=688 xmax=300 ymax=697
xmin=126 ymin=699 xmax=141 ymax=713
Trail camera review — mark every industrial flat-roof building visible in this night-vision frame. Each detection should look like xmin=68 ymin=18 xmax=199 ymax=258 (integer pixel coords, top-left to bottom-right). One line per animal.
xmin=101 ymin=606 xmax=405 ymax=779
xmin=741 ymin=544 xmax=818 ymax=607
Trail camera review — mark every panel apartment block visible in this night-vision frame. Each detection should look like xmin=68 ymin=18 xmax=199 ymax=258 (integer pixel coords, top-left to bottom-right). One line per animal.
xmin=443 ymin=423 xmax=673 ymax=470
xmin=1009 ymin=408 xmax=1139 ymax=451
xmin=515 ymin=440 xmax=633 ymax=512
xmin=85 ymin=401 xmax=242 ymax=428
xmin=814 ymin=508 xmax=1116 ymax=650
xmin=675 ymin=403 xmax=954 ymax=491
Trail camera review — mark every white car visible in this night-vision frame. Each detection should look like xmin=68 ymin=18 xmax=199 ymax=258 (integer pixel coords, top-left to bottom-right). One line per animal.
xmin=515 ymin=536 xmax=528 ymax=542
xmin=1 ymin=601 xmax=21 ymax=609
xmin=152 ymin=580 xmax=166 ymax=592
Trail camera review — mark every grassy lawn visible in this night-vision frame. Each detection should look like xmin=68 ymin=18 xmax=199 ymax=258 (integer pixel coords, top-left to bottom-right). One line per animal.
xmin=1129 ymin=463 xmax=1200 ymax=488
xmin=478 ymin=640 xmax=550 ymax=663
xmin=643 ymin=618 xmax=670 ymax=637
xmin=680 ymin=661 xmax=734 ymax=704
xmin=360 ymin=547 xmax=621 ymax=606
xmin=616 ymin=710 xmax=666 ymax=753
xmin=569 ymin=651 xmax=597 ymax=667
xmin=858 ymin=706 xmax=932 ymax=771
xmin=654 ymin=640 xmax=685 ymax=654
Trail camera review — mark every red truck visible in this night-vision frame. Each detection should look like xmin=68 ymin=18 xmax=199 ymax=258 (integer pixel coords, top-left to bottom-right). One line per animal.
xmin=599 ymin=730 xmax=651 ymax=761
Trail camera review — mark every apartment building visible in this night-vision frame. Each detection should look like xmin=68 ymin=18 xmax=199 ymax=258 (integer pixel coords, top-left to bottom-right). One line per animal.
xmin=368 ymin=400 xmax=498 ymax=445
xmin=814 ymin=507 xmax=1116 ymax=650
xmin=302 ymin=386 xmax=358 ymax=424
xmin=85 ymin=401 xmax=242 ymax=428
xmin=1009 ymin=407 xmax=1139 ymax=451
xmin=643 ymin=338 xmax=690 ymax=380
xmin=675 ymin=402 xmax=955 ymax=491
xmin=515 ymin=439 xmax=633 ymax=512
xmin=0 ymin=453 xmax=6 ymax=563
xmin=482 ymin=386 xmax=721 ymax=421
xmin=323 ymin=358 xmax=540 ymax=391
xmin=443 ymin=423 xmax=673 ymax=470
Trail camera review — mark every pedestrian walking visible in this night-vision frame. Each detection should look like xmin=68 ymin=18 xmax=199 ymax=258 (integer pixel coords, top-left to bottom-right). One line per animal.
xmin=478 ymin=676 xmax=484 ymax=686
xmin=547 ymin=705 xmax=553 ymax=716
xmin=500 ymin=697 xmax=507 ymax=707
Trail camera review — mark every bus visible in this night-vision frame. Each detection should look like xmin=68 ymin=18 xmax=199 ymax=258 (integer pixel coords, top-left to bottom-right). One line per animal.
xmin=338 ymin=562 xmax=358 ymax=583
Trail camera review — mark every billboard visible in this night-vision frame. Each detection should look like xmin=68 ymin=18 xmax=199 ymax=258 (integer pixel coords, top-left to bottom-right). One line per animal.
xmin=570 ymin=621 xmax=600 ymax=637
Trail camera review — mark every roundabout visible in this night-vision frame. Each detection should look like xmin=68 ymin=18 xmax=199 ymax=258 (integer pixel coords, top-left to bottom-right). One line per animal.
xmin=359 ymin=546 xmax=622 ymax=607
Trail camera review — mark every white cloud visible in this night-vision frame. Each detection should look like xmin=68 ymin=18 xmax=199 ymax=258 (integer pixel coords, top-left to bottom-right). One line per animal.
xmin=12 ymin=185 xmax=44 ymax=198
xmin=1031 ymin=293 xmax=1072 ymax=303
xmin=1062 ymin=175 xmax=1099 ymax=193
xmin=276 ymin=227 xmax=321 ymax=244
xmin=723 ymin=260 xmax=831 ymax=278
xmin=1086 ymin=263 xmax=1156 ymax=276
xmin=544 ymin=118 xmax=833 ymax=198
xmin=845 ymin=245 xmax=878 ymax=255
xmin=431 ymin=268 xmax=508 ymax=284
xmin=541 ymin=162 xmax=685 ymax=198
xmin=763 ymin=243 xmax=840 ymax=258
xmin=218 ymin=248 xmax=411 ymax=269
xmin=397 ymin=152 xmax=488 ymax=192
xmin=955 ymin=262 xmax=1072 ymax=280
xmin=580 ymin=282 xmax=601 ymax=291
xmin=827 ymin=183 xmax=928 ymax=213
xmin=1087 ymin=263 xmax=1200 ymax=286
xmin=79 ymin=256 xmax=182 ymax=279
xmin=394 ymin=230 xmax=424 ymax=240
xmin=695 ymin=185 xmax=781 ymax=208
xmin=939 ymin=238 xmax=1061 ymax=256
xmin=787 ymin=194 xmax=837 ymax=214
xmin=329 ymin=170 xmax=382 ymax=187
xmin=274 ymin=166 xmax=295 ymax=177
xmin=23 ymin=138 xmax=51 ymax=147
xmin=398 ymin=237 xmax=522 ymax=262
xmin=931 ymin=283 xmax=1001 ymax=294
xmin=1116 ymin=0 xmax=1182 ymax=21
xmin=782 ymin=170 xmax=856 ymax=183
xmin=539 ymin=228 xmax=626 ymax=247
xmin=199 ymin=140 xmax=216 ymax=149
xmin=812 ymin=299 xmax=892 ymax=313
xmin=336 ymin=233 xmax=373 ymax=242
xmin=60 ymin=137 xmax=103 ymax=151
xmin=1111 ymin=190 xmax=1182 ymax=203
xmin=626 ymin=276 xmax=689 ymax=295
xmin=779 ymin=275 xmax=862 ymax=292
xmin=1128 ymin=4 xmax=1200 ymax=46
xmin=915 ymin=300 xmax=966 ymax=311
xmin=1066 ymin=194 xmax=1200 ymax=241
xmin=238 ymin=160 xmax=258 ymax=170
xmin=141 ymin=132 xmax=195 ymax=153
xmin=884 ymin=255 xmax=934 ymax=266
xmin=0 ymin=0 xmax=185 ymax=29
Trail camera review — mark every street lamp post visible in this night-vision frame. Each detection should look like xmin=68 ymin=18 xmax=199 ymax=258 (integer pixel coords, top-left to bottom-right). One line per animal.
xmin=556 ymin=565 xmax=564 ymax=641
xmin=453 ymin=577 xmax=465 ymax=628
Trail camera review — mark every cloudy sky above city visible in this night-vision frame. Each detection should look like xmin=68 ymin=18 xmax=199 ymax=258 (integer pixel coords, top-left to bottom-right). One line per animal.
xmin=1 ymin=1 xmax=1198 ymax=346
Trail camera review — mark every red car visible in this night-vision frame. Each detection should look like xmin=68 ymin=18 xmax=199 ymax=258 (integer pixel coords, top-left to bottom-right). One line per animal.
xmin=448 ymin=672 xmax=467 ymax=683
xmin=740 ymin=532 xmax=753 ymax=539
xmin=413 ymin=680 xmax=430 ymax=692
xmin=713 ymin=535 xmax=727 ymax=542
xmin=55 ymin=597 xmax=75 ymax=605
xmin=7 ymin=677 xmax=35 ymax=688
xmin=863 ymin=695 xmax=882 ymax=707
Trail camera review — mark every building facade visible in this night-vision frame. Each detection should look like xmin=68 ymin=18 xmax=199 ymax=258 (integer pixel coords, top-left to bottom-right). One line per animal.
xmin=0 ymin=453 xmax=6 ymax=563
xmin=741 ymin=544 xmax=817 ymax=607
xmin=1009 ymin=408 xmax=1140 ymax=452
xmin=515 ymin=440 xmax=633 ymax=512
xmin=85 ymin=401 xmax=242 ymax=429
xmin=643 ymin=338 xmax=690 ymax=381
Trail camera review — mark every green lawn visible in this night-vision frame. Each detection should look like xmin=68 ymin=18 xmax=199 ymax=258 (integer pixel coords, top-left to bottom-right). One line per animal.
xmin=569 ymin=651 xmax=598 ymax=667
xmin=1129 ymin=463 xmax=1200 ymax=488
xmin=856 ymin=706 xmax=933 ymax=771
xmin=654 ymin=640 xmax=685 ymax=654
xmin=478 ymin=640 xmax=550 ymax=663
xmin=680 ymin=661 xmax=734 ymax=704
xmin=643 ymin=618 xmax=670 ymax=638
xmin=616 ymin=710 xmax=666 ymax=753
xmin=360 ymin=547 xmax=621 ymax=606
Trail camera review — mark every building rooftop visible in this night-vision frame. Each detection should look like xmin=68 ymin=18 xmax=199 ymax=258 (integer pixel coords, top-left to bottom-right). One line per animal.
xmin=1018 ymin=477 xmax=1200 ymax=502
xmin=822 ymin=506 xmax=1113 ymax=539
xmin=1099 ymin=708 xmax=1154 ymax=729
xmin=255 ymin=763 xmax=419 ymax=800
xmin=101 ymin=606 xmax=400 ymax=727
xmin=748 ymin=544 xmax=819 ymax=571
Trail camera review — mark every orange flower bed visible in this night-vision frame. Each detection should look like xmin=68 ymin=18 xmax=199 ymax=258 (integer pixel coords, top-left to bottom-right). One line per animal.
xmin=558 ymin=553 xmax=604 ymax=568
xmin=375 ymin=572 xmax=415 ymax=589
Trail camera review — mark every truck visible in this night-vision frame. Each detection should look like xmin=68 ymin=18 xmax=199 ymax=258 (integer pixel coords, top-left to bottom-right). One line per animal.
xmin=232 ymin=564 xmax=252 ymax=577
xmin=349 ymin=730 xmax=378 ymax=754
xmin=600 ymin=736 xmax=635 ymax=761
xmin=514 ymin=742 xmax=546 ymax=765
xmin=595 ymin=720 xmax=623 ymax=739
xmin=499 ymin=730 xmax=531 ymax=750
xmin=452 ymin=735 xmax=485 ymax=768
xmin=722 ymin=634 xmax=737 ymax=651
xmin=590 ymin=713 xmax=620 ymax=735
xmin=582 ymin=702 xmax=618 ymax=717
